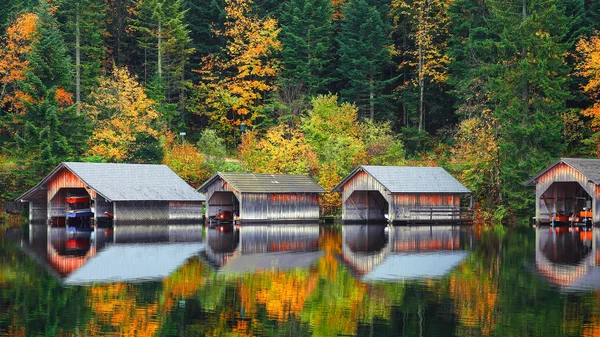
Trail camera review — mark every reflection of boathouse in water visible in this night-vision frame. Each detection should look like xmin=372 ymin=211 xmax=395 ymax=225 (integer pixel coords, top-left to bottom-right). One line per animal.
xmin=535 ymin=228 xmax=600 ymax=292
xmin=526 ymin=158 xmax=600 ymax=226
xmin=17 ymin=162 xmax=206 ymax=225
xmin=341 ymin=225 xmax=472 ymax=282
xmin=204 ymin=225 xmax=323 ymax=274
xmin=24 ymin=224 xmax=204 ymax=285
xmin=332 ymin=166 xmax=472 ymax=224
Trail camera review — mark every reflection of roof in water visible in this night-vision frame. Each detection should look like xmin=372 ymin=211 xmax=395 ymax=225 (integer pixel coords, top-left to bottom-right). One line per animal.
xmin=64 ymin=242 xmax=204 ymax=285
xmin=361 ymin=252 xmax=469 ymax=282
xmin=218 ymin=251 xmax=324 ymax=275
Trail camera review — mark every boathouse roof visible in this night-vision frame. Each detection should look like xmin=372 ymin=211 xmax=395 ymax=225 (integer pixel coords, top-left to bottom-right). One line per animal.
xmin=526 ymin=158 xmax=600 ymax=185
xmin=198 ymin=172 xmax=327 ymax=194
xmin=332 ymin=166 xmax=471 ymax=194
xmin=18 ymin=162 xmax=206 ymax=202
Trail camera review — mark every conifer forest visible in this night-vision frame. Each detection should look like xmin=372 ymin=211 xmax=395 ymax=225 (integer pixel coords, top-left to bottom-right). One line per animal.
xmin=2 ymin=0 xmax=600 ymax=225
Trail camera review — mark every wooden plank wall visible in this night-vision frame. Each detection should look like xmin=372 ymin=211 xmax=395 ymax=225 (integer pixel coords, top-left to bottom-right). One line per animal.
xmin=535 ymin=163 xmax=598 ymax=223
xmin=392 ymin=193 xmax=460 ymax=221
xmin=113 ymin=201 xmax=169 ymax=223
xmin=29 ymin=201 xmax=47 ymax=221
xmin=168 ymin=201 xmax=204 ymax=221
xmin=241 ymin=193 xmax=320 ymax=221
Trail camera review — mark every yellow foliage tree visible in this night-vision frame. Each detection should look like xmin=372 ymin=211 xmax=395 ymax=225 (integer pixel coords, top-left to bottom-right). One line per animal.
xmin=392 ymin=0 xmax=451 ymax=131
xmin=196 ymin=0 xmax=282 ymax=140
xmin=239 ymin=125 xmax=319 ymax=175
xmin=163 ymin=132 xmax=208 ymax=187
xmin=577 ymin=34 xmax=600 ymax=156
xmin=84 ymin=67 xmax=162 ymax=163
xmin=450 ymin=112 xmax=501 ymax=210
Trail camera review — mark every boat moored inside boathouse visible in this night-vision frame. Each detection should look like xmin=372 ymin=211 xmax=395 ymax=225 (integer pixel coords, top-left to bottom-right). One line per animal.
xmin=17 ymin=162 xmax=206 ymax=225
xmin=197 ymin=172 xmax=326 ymax=223
xmin=526 ymin=158 xmax=600 ymax=226
xmin=332 ymin=166 xmax=472 ymax=224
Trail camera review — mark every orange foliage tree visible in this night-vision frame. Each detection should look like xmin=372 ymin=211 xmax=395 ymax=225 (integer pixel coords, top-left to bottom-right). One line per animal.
xmin=195 ymin=0 xmax=282 ymax=141
xmin=239 ymin=124 xmax=319 ymax=175
xmin=0 ymin=12 xmax=38 ymax=116
xmin=577 ymin=34 xmax=600 ymax=156
xmin=84 ymin=67 xmax=162 ymax=163
xmin=163 ymin=132 xmax=208 ymax=187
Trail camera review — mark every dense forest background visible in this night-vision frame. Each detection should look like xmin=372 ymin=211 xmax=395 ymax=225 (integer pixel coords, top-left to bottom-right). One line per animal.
xmin=1 ymin=0 xmax=600 ymax=225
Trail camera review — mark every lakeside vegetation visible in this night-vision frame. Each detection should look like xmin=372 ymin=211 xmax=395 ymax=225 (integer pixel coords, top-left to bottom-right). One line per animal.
xmin=1 ymin=0 xmax=600 ymax=225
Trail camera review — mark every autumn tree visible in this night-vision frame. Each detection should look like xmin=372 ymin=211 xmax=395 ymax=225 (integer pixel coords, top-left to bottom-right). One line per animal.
xmin=163 ymin=131 xmax=207 ymax=186
xmin=0 ymin=12 xmax=38 ymax=120
xmin=196 ymin=0 xmax=282 ymax=142
xmin=337 ymin=0 xmax=394 ymax=120
xmin=84 ymin=67 xmax=163 ymax=163
xmin=392 ymin=0 xmax=451 ymax=131
xmin=301 ymin=94 xmax=365 ymax=177
xmin=239 ymin=124 xmax=319 ymax=175
xmin=577 ymin=33 xmax=600 ymax=156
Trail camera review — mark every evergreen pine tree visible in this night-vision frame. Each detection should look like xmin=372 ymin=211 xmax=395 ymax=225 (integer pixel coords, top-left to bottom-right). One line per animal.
xmin=486 ymin=0 xmax=571 ymax=215
xmin=55 ymin=0 xmax=107 ymax=113
xmin=279 ymin=0 xmax=334 ymax=95
xmin=337 ymin=0 xmax=394 ymax=120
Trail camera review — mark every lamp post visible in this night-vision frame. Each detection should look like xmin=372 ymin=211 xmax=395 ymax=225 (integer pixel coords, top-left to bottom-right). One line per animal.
xmin=179 ymin=131 xmax=186 ymax=144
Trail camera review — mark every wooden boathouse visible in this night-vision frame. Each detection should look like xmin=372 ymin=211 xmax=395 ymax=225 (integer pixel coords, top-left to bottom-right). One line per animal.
xmin=197 ymin=172 xmax=326 ymax=223
xmin=332 ymin=166 xmax=472 ymax=223
xmin=17 ymin=162 xmax=206 ymax=224
xmin=526 ymin=158 xmax=600 ymax=226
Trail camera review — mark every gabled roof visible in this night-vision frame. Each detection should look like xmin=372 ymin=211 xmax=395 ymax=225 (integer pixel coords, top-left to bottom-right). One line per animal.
xmin=197 ymin=172 xmax=326 ymax=194
xmin=332 ymin=166 xmax=471 ymax=194
xmin=18 ymin=162 xmax=206 ymax=202
xmin=525 ymin=158 xmax=600 ymax=185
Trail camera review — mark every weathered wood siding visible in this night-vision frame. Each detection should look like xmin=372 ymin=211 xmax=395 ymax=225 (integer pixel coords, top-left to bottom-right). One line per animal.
xmin=392 ymin=193 xmax=460 ymax=221
xmin=340 ymin=170 xmax=393 ymax=221
xmin=113 ymin=201 xmax=169 ymax=222
xmin=47 ymin=168 xmax=96 ymax=202
xmin=203 ymin=178 xmax=241 ymax=219
xmin=94 ymin=195 xmax=113 ymax=221
xmin=534 ymin=163 xmax=599 ymax=223
xmin=168 ymin=201 xmax=204 ymax=220
xmin=240 ymin=193 xmax=320 ymax=221
xmin=29 ymin=201 xmax=47 ymax=221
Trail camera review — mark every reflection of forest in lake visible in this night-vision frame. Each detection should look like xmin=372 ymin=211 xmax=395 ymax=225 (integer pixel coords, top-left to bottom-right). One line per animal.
xmin=2 ymin=224 xmax=600 ymax=336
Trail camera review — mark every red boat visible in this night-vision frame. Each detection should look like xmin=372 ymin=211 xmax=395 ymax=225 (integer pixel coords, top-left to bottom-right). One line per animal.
xmin=66 ymin=196 xmax=90 ymax=204
xmin=215 ymin=210 xmax=233 ymax=221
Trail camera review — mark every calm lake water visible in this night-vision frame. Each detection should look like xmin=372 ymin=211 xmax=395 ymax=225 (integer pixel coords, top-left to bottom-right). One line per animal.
xmin=1 ymin=223 xmax=600 ymax=336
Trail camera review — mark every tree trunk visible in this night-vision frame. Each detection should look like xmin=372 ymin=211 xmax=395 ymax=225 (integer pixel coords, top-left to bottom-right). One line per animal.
xmin=157 ymin=16 xmax=162 ymax=79
xmin=75 ymin=2 xmax=81 ymax=115
xmin=521 ymin=0 xmax=528 ymax=114
xmin=418 ymin=41 xmax=424 ymax=132
xmin=369 ymin=76 xmax=375 ymax=120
